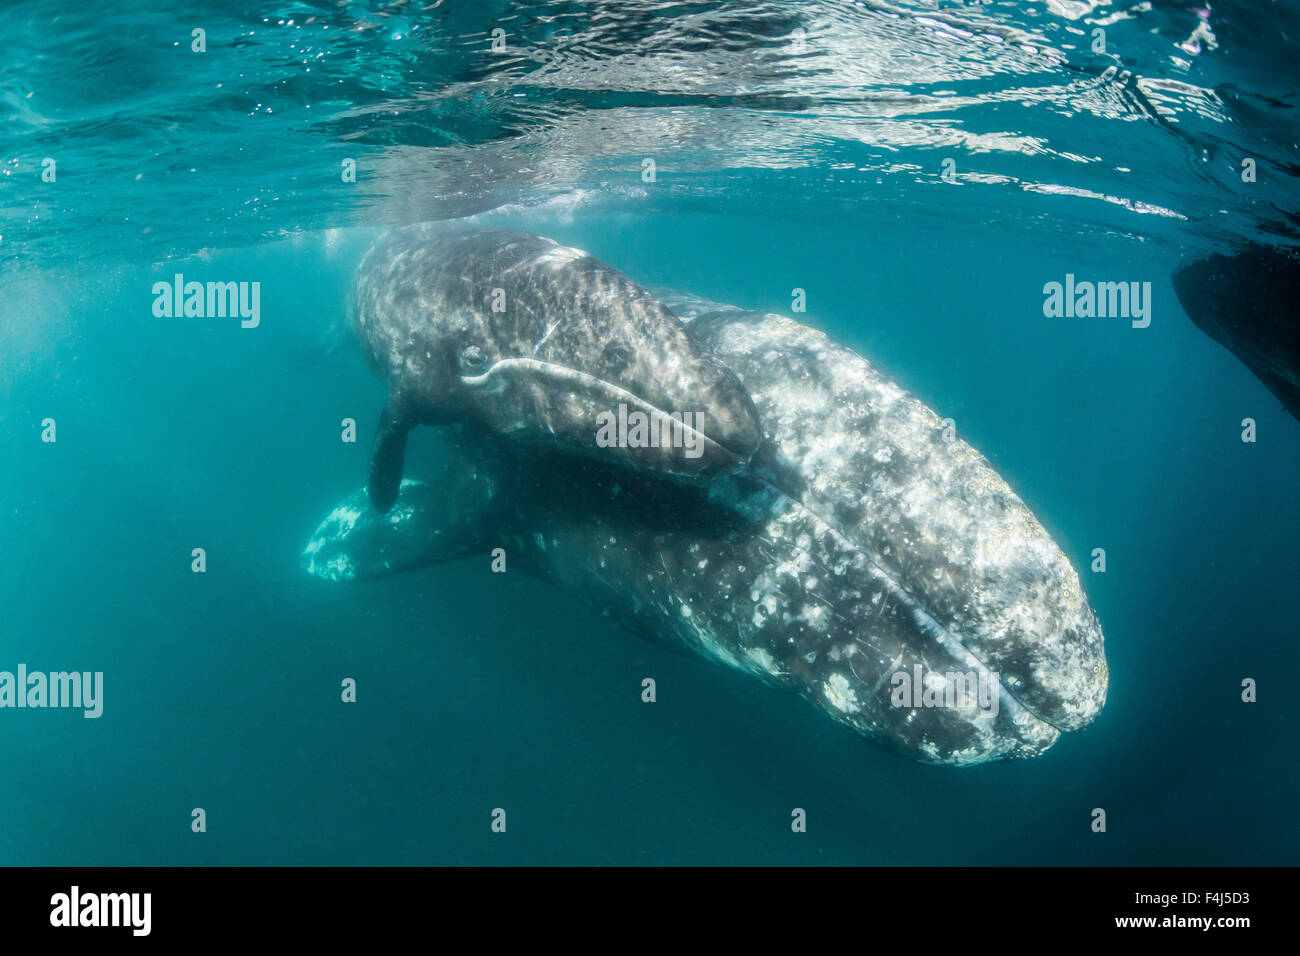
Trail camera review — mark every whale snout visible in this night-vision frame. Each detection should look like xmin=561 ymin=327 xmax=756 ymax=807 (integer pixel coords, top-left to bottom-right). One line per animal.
xmin=615 ymin=346 xmax=764 ymax=475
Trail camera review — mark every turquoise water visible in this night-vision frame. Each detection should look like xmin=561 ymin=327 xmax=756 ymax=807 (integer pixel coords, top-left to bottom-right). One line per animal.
xmin=2 ymin=1 xmax=1297 ymax=865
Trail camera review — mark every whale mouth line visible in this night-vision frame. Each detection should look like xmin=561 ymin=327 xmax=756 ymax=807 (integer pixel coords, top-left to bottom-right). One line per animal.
xmin=459 ymin=356 xmax=748 ymax=462
xmin=746 ymin=472 xmax=1066 ymax=735
xmin=838 ymin=531 xmax=1061 ymax=732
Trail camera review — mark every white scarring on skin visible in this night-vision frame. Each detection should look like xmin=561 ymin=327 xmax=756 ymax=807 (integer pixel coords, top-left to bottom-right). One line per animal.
xmin=303 ymin=282 xmax=1106 ymax=766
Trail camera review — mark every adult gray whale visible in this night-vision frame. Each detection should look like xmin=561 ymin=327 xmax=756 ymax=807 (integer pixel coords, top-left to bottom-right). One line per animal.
xmin=304 ymin=286 xmax=1108 ymax=766
xmin=353 ymin=225 xmax=762 ymax=512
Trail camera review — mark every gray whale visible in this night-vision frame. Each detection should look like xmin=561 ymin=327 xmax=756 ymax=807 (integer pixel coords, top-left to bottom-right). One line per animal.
xmin=305 ymin=268 xmax=1108 ymax=766
xmin=353 ymin=226 xmax=762 ymax=512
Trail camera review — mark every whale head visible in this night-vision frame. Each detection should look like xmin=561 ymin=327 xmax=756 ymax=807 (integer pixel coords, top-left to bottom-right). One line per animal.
xmin=353 ymin=226 xmax=762 ymax=511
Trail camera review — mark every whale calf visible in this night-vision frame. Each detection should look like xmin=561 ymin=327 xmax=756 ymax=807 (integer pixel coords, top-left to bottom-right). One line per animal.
xmin=352 ymin=226 xmax=762 ymax=512
xmin=305 ymin=275 xmax=1107 ymax=765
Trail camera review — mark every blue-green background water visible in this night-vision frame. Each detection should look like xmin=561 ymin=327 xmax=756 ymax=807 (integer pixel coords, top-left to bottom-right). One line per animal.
xmin=2 ymin=0 xmax=1298 ymax=865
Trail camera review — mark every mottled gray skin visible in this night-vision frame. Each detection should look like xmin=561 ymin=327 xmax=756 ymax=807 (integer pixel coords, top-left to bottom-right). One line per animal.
xmin=664 ymin=292 xmax=1108 ymax=735
xmin=305 ymin=288 xmax=1108 ymax=766
xmin=353 ymin=225 xmax=762 ymax=511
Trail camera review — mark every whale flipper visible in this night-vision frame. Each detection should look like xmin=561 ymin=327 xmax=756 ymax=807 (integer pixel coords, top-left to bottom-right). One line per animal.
xmin=1173 ymin=244 xmax=1300 ymax=422
xmin=368 ymin=394 xmax=415 ymax=513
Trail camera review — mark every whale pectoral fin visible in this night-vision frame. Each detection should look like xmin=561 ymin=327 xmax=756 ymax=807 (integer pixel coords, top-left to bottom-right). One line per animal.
xmin=1173 ymin=245 xmax=1300 ymax=422
xmin=369 ymin=395 xmax=414 ymax=513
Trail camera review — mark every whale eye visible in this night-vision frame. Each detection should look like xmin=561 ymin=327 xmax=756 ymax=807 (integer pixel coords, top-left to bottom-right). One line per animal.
xmin=458 ymin=345 xmax=489 ymax=374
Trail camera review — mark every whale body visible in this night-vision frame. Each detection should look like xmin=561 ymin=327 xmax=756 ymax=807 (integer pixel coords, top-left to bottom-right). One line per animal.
xmin=305 ymin=272 xmax=1107 ymax=766
xmin=1173 ymin=244 xmax=1300 ymax=422
xmin=352 ymin=226 xmax=762 ymax=512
